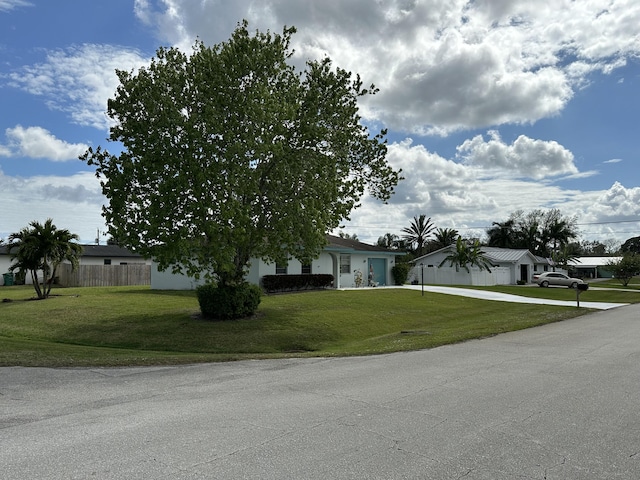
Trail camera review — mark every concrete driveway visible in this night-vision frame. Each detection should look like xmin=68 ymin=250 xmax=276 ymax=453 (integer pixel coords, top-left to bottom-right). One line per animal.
xmin=400 ymin=284 xmax=630 ymax=309
xmin=2 ymin=305 xmax=640 ymax=479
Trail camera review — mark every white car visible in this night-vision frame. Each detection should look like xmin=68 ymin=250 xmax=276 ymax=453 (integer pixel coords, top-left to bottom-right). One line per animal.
xmin=533 ymin=272 xmax=586 ymax=288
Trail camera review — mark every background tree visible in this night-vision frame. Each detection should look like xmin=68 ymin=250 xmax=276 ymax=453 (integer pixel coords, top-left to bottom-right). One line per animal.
xmin=402 ymin=215 xmax=435 ymax=257
xmin=431 ymin=227 xmax=459 ymax=251
xmin=551 ymin=244 xmax=581 ymax=272
xmin=606 ymin=254 xmax=640 ymax=287
xmin=7 ymin=219 xmax=82 ymax=299
xmin=377 ymin=232 xmax=405 ymax=250
xmin=620 ymin=236 xmax=640 ymax=255
xmin=82 ymin=22 xmax=400 ymax=294
xmin=438 ymin=237 xmax=493 ymax=273
xmin=487 ymin=209 xmax=578 ymax=259
xmin=486 ymin=220 xmax=516 ymax=248
xmin=338 ymin=232 xmax=359 ymax=241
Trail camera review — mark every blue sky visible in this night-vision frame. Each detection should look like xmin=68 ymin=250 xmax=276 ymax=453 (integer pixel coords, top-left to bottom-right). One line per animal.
xmin=1 ymin=0 xmax=639 ymax=248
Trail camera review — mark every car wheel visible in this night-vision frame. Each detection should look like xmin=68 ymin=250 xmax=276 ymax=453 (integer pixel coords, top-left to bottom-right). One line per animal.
xmin=570 ymin=282 xmax=577 ymax=289
xmin=541 ymin=281 xmax=549 ymax=287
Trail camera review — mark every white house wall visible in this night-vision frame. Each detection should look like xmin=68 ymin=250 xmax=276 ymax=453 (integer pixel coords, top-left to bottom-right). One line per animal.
xmin=151 ymin=264 xmax=206 ymax=290
xmin=410 ymin=265 xmax=511 ymax=286
xmin=150 ymin=251 xmax=398 ymax=290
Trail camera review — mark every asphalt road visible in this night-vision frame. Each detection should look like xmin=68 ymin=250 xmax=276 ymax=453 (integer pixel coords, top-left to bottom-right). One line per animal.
xmin=2 ymin=304 xmax=640 ymax=479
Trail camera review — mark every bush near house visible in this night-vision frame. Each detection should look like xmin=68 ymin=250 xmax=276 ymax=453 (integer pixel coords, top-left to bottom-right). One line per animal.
xmin=391 ymin=263 xmax=411 ymax=285
xmin=196 ymin=283 xmax=262 ymax=320
xmin=262 ymin=274 xmax=334 ymax=293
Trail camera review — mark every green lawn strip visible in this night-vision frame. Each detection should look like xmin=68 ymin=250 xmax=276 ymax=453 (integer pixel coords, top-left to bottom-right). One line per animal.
xmin=459 ymin=284 xmax=640 ymax=304
xmin=0 ymin=286 xmax=593 ymax=367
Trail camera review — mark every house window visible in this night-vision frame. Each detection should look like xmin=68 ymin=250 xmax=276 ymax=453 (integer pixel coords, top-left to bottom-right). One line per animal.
xmin=301 ymin=264 xmax=312 ymax=274
xmin=275 ymin=262 xmax=287 ymax=275
xmin=340 ymin=254 xmax=351 ymax=274
xmin=104 ymin=259 xmax=111 ymax=265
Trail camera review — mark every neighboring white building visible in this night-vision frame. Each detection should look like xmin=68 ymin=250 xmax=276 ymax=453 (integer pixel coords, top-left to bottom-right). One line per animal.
xmin=151 ymin=235 xmax=405 ymax=290
xmin=75 ymin=244 xmax=151 ymax=266
xmin=567 ymin=256 xmax=621 ymax=279
xmin=410 ymin=246 xmax=555 ymax=286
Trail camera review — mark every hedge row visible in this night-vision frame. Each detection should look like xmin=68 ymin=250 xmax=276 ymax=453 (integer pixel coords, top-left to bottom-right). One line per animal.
xmin=262 ymin=274 xmax=334 ymax=293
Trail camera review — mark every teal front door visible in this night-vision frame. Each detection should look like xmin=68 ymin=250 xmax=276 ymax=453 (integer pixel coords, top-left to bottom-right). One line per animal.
xmin=367 ymin=258 xmax=387 ymax=286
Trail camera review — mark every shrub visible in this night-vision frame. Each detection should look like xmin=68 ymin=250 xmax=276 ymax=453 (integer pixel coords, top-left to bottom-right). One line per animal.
xmin=196 ymin=283 xmax=262 ymax=320
xmin=391 ymin=263 xmax=410 ymax=285
xmin=261 ymin=274 xmax=334 ymax=293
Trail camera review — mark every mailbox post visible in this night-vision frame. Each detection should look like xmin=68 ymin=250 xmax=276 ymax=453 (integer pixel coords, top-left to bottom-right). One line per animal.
xmin=576 ymin=282 xmax=589 ymax=307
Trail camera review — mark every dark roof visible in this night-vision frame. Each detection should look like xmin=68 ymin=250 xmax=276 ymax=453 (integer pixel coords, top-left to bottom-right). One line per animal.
xmin=0 ymin=244 xmax=143 ymax=258
xmin=325 ymin=235 xmax=404 ymax=254
xmin=1 ymin=238 xmax=395 ymax=257
xmin=78 ymin=244 xmax=144 ymax=258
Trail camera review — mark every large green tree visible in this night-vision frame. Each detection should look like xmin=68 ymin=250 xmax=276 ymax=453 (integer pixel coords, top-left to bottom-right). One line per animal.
xmin=7 ymin=219 xmax=82 ymax=299
xmin=82 ymin=22 xmax=400 ymax=286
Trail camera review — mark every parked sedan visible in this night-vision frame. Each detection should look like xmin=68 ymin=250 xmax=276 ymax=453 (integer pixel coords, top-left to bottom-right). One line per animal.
xmin=533 ymin=272 xmax=586 ymax=288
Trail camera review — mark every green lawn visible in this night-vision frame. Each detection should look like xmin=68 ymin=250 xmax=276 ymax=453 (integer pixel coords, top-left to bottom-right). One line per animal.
xmin=0 ymin=284 xmax=636 ymax=367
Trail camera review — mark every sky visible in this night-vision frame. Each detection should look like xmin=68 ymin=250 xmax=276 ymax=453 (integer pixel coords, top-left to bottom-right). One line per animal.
xmin=1 ymin=0 xmax=639 ymax=249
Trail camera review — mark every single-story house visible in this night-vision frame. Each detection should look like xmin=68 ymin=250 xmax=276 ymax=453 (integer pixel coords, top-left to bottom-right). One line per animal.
xmin=409 ymin=245 xmax=556 ymax=286
xmin=151 ymin=234 xmax=406 ymax=290
xmin=567 ymin=256 xmax=621 ymax=279
xmin=75 ymin=244 xmax=151 ymax=266
xmin=0 ymin=244 xmax=149 ymax=286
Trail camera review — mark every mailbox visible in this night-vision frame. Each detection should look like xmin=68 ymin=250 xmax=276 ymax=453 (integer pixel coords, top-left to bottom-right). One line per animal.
xmin=577 ymin=283 xmax=589 ymax=291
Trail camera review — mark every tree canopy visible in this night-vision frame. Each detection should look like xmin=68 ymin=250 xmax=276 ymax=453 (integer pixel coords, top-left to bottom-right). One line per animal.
xmin=486 ymin=209 xmax=578 ymax=259
xmin=7 ymin=219 xmax=82 ymax=299
xmin=438 ymin=237 xmax=493 ymax=273
xmin=82 ymin=22 xmax=401 ymax=286
xmin=402 ymin=215 xmax=435 ymax=257
xmin=606 ymin=254 xmax=640 ymax=287
xmin=620 ymin=236 xmax=640 ymax=255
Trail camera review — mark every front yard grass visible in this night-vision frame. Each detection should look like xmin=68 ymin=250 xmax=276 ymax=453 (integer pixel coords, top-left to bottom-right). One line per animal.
xmin=0 ymin=284 xmax=635 ymax=367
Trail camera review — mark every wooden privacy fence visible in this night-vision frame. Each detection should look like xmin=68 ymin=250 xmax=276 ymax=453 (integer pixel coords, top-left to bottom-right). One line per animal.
xmin=57 ymin=264 xmax=151 ymax=287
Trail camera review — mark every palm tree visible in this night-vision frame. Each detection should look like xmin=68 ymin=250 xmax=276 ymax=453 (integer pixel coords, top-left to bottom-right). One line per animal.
xmin=377 ymin=233 xmax=404 ymax=250
xmin=438 ymin=237 xmax=493 ymax=273
xmin=432 ymin=228 xmax=459 ymax=250
xmin=402 ymin=215 xmax=435 ymax=257
xmin=7 ymin=219 xmax=82 ymax=299
xmin=542 ymin=211 xmax=578 ymax=269
xmin=486 ymin=220 xmax=516 ymax=248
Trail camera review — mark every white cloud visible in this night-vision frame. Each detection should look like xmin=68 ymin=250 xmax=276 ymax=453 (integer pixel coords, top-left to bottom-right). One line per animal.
xmin=0 ymin=0 xmax=32 ymax=12
xmin=0 ymin=126 xmax=89 ymax=161
xmin=456 ymin=130 xmax=578 ymax=180
xmin=133 ymin=0 xmax=640 ymax=135
xmin=604 ymin=158 xmax=623 ymax=164
xmin=0 ymin=169 xmax=106 ymax=243
xmin=7 ymin=44 xmax=149 ymax=130
xmin=9 ymin=1 xmax=639 ymax=136
xmin=338 ymin=138 xmax=638 ymax=245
